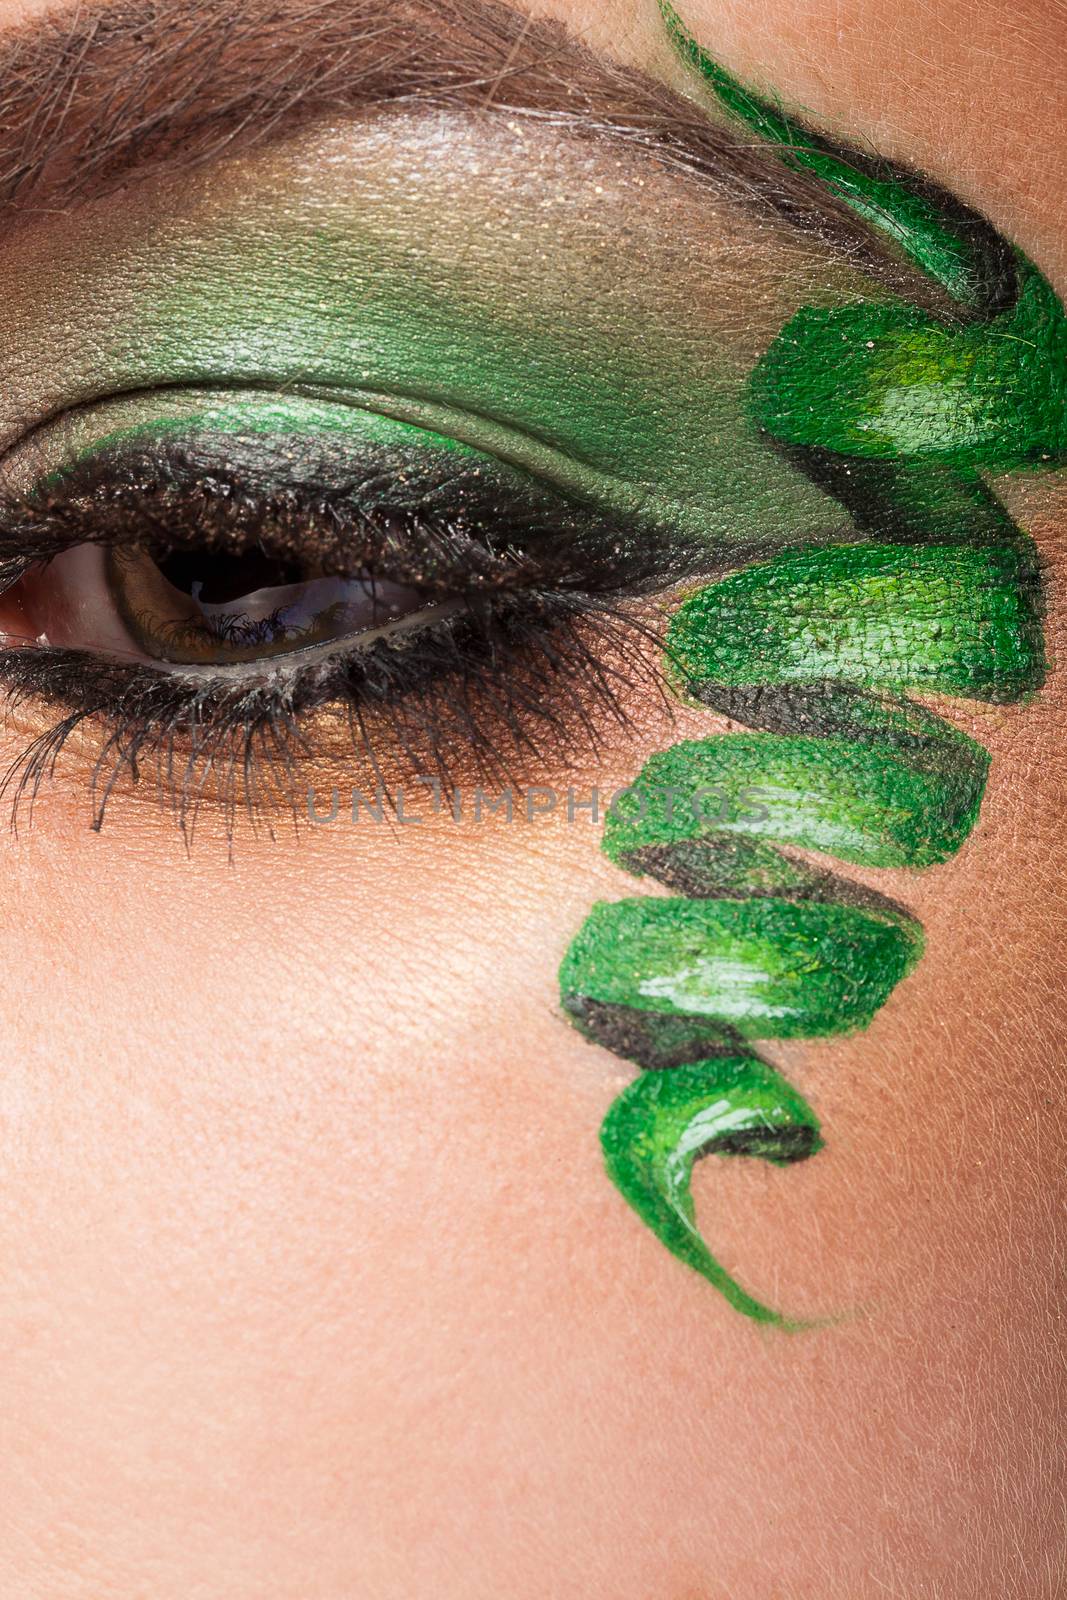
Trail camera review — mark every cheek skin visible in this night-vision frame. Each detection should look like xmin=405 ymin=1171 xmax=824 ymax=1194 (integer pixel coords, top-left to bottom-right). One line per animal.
xmin=0 ymin=633 xmax=1064 ymax=1597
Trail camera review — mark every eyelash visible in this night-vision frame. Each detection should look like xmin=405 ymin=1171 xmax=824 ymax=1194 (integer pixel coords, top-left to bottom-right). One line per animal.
xmin=0 ymin=444 xmax=682 ymax=832
xmin=0 ymin=595 xmax=672 ymax=829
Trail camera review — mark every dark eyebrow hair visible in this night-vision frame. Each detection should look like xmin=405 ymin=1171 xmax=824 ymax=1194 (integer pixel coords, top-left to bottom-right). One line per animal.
xmin=0 ymin=0 xmax=954 ymax=308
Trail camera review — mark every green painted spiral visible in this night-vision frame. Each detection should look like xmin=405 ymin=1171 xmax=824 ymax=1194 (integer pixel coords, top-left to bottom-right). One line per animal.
xmin=558 ymin=14 xmax=1064 ymax=1325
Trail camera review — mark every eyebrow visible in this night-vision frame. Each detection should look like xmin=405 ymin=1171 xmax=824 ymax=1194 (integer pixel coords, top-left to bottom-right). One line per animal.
xmin=0 ymin=0 xmax=949 ymax=304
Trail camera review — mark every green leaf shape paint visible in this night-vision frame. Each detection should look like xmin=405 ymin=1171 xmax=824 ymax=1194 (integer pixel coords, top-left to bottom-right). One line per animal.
xmin=749 ymin=270 xmax=1067 ymax=467
xmin=666 ymin=543 xmax=1045 ymax=703
xmin=556 ymin=11 xmax=1063 ymax=1324
xmin=561 ymin=898 xmax=921 ymax=1042
xmin=600 ymin=1056 xmax=822 ymax=1327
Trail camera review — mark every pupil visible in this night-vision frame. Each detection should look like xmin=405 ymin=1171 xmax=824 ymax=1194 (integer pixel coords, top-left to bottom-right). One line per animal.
xmin=157 ymin=547 xmax=302 ymax=606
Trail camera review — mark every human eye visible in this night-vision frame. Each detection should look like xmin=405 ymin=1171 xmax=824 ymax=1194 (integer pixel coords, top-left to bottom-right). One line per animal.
xmin=0 ymin=54 xmax=942 ymax=825
xmin=0 ymin=387 xmax=693 ymax=822
xmin=3 ymin=1 xmax=1064 ymax=1591
xmin=0 ymin=0 xmax=1060 ymax=1321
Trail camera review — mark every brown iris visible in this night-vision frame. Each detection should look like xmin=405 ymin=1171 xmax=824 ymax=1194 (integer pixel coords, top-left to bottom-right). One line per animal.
xmin=107 ymin=545 xmax=426 ymax=665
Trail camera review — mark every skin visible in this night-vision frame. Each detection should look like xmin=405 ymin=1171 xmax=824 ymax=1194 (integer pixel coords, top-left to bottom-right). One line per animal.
xmin=0 ymin=4 xmax=1064 ymax=1600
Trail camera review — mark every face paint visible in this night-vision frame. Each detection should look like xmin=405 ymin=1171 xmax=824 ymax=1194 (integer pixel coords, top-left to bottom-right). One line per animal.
xmin=559 ymin=10 xmax=1066 ymax=1321
xmin=657 ymin=1 xmax=1011 ymax=310
xmin=601 ymin=723 xmax=990 ymax=874
xmin=750 ymin=270 xmax=1067 ymax=468
xmin=600 ymin=1057 xmax=823 ymax=1328
xmin=667 ymin=543 xmax=1045 ymax=702
xmin=562 ymin=897 xmax=922 ymax=1042
xmin=658 ymin=1 xmax=1067 ymax=467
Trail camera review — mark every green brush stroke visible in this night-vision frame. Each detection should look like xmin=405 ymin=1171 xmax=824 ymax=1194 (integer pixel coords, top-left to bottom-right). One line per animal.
xmin=750 ymin=268 xmax=1067 ymax=467
xmin=666 ymin=543 xmax=1045 ymax=702
xmin=600 ymin=1056 xmax=822 ymax=1327
xmin=662 ymin=1 xmax=1067 ymax=465
xmin=559 ymin=9 xmax=1064 ymax=1323
xmin=659 ymin=0 xmax=1001 ymax=309
xmin=603 ymin=726 xmax=989 ymax=873
xmin=561 ymin=897 xmax=922 ymax=1042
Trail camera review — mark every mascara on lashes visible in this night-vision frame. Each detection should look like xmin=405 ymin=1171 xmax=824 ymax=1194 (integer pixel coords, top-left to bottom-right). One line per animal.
xmin=0 ymin=390 xmax=709 ymax=828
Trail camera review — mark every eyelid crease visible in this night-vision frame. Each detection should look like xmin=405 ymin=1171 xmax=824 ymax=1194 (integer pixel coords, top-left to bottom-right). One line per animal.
xmin=0 ymin=380 xmax=680 ymax=537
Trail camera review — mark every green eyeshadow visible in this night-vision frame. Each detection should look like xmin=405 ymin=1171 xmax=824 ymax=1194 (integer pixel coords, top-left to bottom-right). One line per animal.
xmin=0 ymin=114 xmax=892 ymax=552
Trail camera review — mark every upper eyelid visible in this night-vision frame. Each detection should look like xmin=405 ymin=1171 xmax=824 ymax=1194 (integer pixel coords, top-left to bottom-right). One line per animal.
xmin=0 ymin=386 xmax=691 ymax=575
xmin=0 ymin=3 xmax=1026 ymax=550
xmin=2 ymin=7 xmax=1055 ymax=558
xmin=0 ymin=364 xmax=841 ymax=564
xmin=0 ymin=405 xmax=701 ymax=607
xmin=0 ymin=382 xmax=651 ymax=519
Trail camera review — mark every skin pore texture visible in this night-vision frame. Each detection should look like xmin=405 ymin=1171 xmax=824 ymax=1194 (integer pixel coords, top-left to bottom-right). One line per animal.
xmin=558 ymin=7 xmax=1063 ymax=1323
xmin=0 ymin=2 xmax=1063 ymax=1599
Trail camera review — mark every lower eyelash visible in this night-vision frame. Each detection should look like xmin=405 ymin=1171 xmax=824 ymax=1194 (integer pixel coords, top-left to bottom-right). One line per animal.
xmin=0 ymin=589 xmax=671 ymax=835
